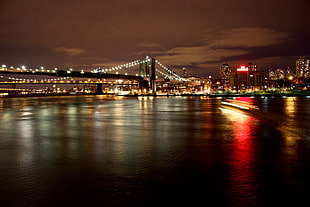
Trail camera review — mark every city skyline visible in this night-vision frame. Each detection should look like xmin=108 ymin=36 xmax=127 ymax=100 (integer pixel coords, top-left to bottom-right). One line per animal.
xmin=1 ymin=0 xmax=309 ymax=78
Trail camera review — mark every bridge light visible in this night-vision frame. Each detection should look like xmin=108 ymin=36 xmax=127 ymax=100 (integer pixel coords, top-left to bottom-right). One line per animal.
xmin=40 ymin=66 xmax=44 ymax=70
xmin=2 ymin=65 xmax=6 ymax=68
xmin=21 ymin=65 xmax=26 ymax=70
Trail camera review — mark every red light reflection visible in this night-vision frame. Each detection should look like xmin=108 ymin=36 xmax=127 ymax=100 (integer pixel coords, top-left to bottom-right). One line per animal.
xmin=221 ymin=108 xmax=258 ymax=206
xmin=235 ymin=97 xmax=254 ymax=104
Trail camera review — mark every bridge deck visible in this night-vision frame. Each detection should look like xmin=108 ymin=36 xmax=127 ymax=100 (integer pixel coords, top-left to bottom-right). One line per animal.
xmin=0 ymin=70 xmax=143 ymax=80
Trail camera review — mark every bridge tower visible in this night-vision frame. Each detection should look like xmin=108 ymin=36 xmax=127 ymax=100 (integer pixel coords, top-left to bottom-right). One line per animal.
xmin=139 ymin=56 xmax=156 ymax=92
xmin=95 ymin=83 xmax=104 ymax=95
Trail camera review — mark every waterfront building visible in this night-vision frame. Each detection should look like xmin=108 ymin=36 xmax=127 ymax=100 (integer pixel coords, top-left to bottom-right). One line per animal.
xmin=269 ymin=68 xmax=285 ymax=80
xmin=200 ymin=76 xmax=212 ymax=94
xmin=268 ymin=68 xmax=295 ymax=89
xmin=229 ymin=63 xmax=268 ymax=91
xmin=296 ymin=56 xmax=310 ymax=78
xmin=219 ymin=63 xmax=231 ymax=84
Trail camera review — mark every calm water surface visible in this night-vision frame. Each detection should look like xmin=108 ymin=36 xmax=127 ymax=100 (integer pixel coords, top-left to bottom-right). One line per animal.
xmin=0 ymin=95 xmax=309 ymax=206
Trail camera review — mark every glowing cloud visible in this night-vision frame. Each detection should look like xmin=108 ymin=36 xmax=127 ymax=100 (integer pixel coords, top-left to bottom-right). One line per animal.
xmin=54 ymin=47 xmax=87 ymax=56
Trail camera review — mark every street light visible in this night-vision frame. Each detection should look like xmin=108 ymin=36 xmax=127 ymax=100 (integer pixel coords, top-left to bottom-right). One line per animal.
xmin=288 ymin=76 xmax=294 ymax=91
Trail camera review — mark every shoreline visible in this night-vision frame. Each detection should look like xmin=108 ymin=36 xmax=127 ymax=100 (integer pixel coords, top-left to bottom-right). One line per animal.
xmin=1 ymin=92 xmax=310 ymax=98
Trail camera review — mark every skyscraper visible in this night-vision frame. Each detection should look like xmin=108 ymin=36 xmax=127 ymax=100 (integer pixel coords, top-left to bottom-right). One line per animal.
xmin=182 ymin=67 xmax=188 ymax=78
xmin=296 ymin=56 xmax=310 ymax=78
xmin=219 ymin=63 xmax=231 ymax=84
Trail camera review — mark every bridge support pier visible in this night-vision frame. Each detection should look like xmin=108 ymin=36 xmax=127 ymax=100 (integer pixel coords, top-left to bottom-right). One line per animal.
xmin=138 ymin=80 xmax=150 ymax=92
xmin=139 ymin=57 xmax=156 ymax=93
xmin=96 ymin=83 xmax=104 ymax=95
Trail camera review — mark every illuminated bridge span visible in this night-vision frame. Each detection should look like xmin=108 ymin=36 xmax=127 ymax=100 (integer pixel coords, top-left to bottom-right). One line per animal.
xmin=0 ymin=56 xmax=186 ymax=94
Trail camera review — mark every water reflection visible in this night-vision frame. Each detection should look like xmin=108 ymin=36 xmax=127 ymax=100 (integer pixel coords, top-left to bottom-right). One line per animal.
xmin=0 ymin=96 xmax=309 ymax=206
xmin=283 ymin=97 xmax=296 ymax=117
xmin=273 ymin=97 xmax=305 ymax=156
xmin=220 ymin=107 xmax=260 ymax=206
xmin=17 ymin=118 xmax=35 ymax=168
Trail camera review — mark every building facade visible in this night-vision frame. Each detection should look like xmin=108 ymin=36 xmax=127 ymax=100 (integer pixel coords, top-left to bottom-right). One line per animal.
xmin=219 ymin=63 xmax=231 ymax=84
xmin=229 ymin=64 xmax=268 ymax=91
xmin=296 ymin=56 xmax=310 ymax=78
xmin=269 ymin=69 xmax=285 ymax=80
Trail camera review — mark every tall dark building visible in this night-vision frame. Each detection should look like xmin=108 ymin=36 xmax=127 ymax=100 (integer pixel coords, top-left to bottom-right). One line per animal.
xmin=229 ymin=64 xmax=268 ymax=91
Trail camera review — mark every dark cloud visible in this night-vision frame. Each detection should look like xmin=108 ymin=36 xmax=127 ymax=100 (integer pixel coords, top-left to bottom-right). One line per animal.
xmin=1 ymin=0 xmax=309 ymax=77
xmin=208 ymin=27 xmax=291 ymax=48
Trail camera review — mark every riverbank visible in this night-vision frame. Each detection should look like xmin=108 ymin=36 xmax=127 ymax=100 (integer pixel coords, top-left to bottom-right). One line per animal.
xmin=119 ymin=91 xmax=310 ymax=98
xmin=1 ymin=91 xmax=310 ymax=98
xmin=209 ymin=92 xmax=310 ymax=97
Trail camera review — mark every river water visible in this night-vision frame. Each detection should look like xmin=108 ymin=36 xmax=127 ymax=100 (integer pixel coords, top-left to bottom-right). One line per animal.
xmin=0 ymin=95 xmax=309 ymax=206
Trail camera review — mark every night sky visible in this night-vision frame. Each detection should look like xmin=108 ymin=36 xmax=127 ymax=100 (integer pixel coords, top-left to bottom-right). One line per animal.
xmin=1 ymin=0 xmax=309 ymax=77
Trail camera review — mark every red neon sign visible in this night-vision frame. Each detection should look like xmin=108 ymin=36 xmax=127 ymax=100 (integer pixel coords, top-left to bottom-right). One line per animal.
xmin=237 ymin=65 xmax=249 ymax=72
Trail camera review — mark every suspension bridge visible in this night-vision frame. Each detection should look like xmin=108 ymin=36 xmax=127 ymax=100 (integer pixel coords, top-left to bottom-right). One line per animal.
xmin=0 ymin=56 xmax=188 ymax=95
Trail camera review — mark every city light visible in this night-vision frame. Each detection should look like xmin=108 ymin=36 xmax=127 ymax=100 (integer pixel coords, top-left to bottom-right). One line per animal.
xmin=1 ymin=56 xmax=310 ymax=97
xmin=237 ymin=65 xmax=249 ymax=72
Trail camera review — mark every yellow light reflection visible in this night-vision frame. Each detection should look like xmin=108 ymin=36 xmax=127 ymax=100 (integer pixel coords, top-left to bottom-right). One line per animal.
xmin=283 ymin=97 xmax=296 ymax=117
xmin=17 ymin=117 xmax=35 ymax=169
